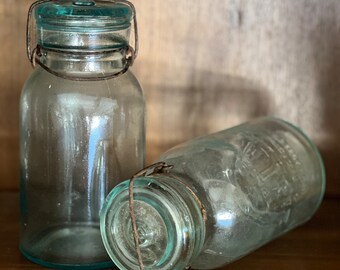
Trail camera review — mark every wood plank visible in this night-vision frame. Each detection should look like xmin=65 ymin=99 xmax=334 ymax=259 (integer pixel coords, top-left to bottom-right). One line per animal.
xmin=0 ymin=192 xmax=339 ymax=269
xmin=0 ymin=0 xmax=33 ymax=189
xmin=0 ymin=1 xmax=340 ymax=197
xmin=132 ymin=0 xmax=340 ymax=197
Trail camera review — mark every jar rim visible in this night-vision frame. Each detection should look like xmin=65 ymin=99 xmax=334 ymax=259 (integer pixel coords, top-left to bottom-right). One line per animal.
xmin=33 ymin=1 xmax=133 ymax=51
xmin=35 ymin=1 xmax=133 ymax=32
xmin=100 ymin=176 xmax=204 ymax=270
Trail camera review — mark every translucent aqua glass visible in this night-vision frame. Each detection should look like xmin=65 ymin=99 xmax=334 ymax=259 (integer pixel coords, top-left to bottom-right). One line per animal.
xmin=35 ymin=0 xmax=132 ymax=50
xmin=20 ymin=1 xmax=145 ymax=269
xmin=100 ymin=117 xmax=325 ymax=270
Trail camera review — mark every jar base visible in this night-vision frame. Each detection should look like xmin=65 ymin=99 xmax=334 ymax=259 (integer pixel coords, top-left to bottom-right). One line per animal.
xmin=20 ymin=223 xmax=114 ymax=269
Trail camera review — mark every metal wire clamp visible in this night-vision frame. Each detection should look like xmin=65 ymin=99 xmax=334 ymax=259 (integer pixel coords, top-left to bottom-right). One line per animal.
xmin=26 ymin=0 xmax=139 ymax=81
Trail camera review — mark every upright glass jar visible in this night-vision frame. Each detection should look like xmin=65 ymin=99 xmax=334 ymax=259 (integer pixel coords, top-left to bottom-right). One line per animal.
xmin=101 ymin=117 xmax=325 ymax=270
xmin=20 ymin=1 xmax=145 ymax=269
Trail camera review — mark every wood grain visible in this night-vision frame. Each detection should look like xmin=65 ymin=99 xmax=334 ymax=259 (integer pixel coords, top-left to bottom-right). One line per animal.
xmin=0 ymin=0 xmax=32 ymax=190
xmin=0 ymin=192 xmax=339 ymax=269
xmin=0 ymin=1 xmax=340 ymax=196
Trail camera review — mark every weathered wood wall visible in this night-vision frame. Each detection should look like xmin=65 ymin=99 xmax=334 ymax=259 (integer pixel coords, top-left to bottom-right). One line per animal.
xmin=0 ymin=0 xmax=339 ymax=197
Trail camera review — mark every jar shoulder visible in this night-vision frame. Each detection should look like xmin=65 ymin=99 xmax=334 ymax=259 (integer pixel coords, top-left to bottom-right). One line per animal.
xmin=21 ymin=67 xmax=144 ymax=100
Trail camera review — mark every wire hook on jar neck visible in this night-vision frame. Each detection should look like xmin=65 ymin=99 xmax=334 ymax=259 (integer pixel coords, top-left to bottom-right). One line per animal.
xmin=26 ymin=0 xmax=139 ymax=81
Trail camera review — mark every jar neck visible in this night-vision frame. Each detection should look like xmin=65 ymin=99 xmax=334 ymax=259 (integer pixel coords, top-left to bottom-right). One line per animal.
xmin=37 ymin=47 xmax=129 ymax=80
xmin=100 ymin=175 xmax=206 ymax=270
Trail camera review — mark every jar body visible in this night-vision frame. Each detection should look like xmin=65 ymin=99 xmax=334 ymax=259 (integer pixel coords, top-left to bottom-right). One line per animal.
xmin=159 ymin=117 xmax=325 ymax=269
xmin=20 ymin=67 xmax=145 ymax=268
xmin=100 ymin=117 xmax=325 ymax=270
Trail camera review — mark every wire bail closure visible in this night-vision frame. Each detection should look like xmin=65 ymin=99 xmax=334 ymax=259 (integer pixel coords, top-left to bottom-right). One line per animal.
xmin=26 ymin=0 xmax=139 ymax=81
xmin=128 ymin=162 xmax=174 ymax=270
xmin=128 ymin=162 xmax=201 ymax=270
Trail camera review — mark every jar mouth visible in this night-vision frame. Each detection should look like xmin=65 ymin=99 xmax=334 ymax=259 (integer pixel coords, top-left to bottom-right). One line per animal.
xmin=35 ymin=1 xmax=133 ymax=31
xmin=34 ymin=1 xmax=133 ymax=51
xmin=100 ymin=177 xmax=203 ymax=270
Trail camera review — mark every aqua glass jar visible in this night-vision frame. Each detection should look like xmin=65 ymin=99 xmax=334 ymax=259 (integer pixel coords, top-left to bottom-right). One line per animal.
xmin=100 ymin=117 xmax=325 ymax=270
xmin=20 ymin=1 xmax=145 ymax=269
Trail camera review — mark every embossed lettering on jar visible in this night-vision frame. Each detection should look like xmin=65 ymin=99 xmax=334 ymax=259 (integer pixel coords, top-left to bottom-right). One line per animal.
xmin=100 ymin=117 xmax=325 ymax=270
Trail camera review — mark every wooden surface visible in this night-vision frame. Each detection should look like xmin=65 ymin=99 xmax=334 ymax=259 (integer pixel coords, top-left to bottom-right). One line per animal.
xmin=0 ymin=2 xmax=339 ymax=269
xmin=0 ymin=192 xmax=339 ymax=269
xmin=1 ymin=0 xmax=340 ymax=196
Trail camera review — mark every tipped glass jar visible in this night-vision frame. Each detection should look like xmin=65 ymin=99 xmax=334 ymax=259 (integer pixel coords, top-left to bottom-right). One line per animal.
xmin=100 ymin=117 xmax=325 ymax=270
xmin=20 ymin=1 xmax=145 ymax=269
